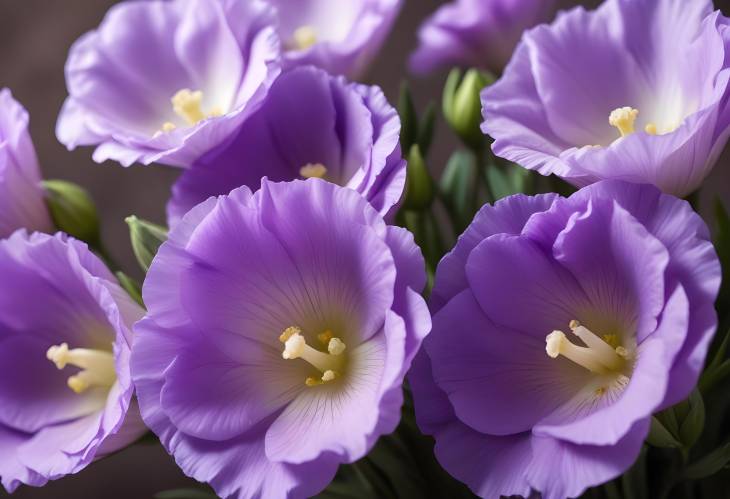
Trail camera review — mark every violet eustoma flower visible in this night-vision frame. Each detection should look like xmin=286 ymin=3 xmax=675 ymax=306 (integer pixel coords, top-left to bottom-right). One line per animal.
xmin=0 ymin=231 xmax=146 ymax=492
xmin=132 ymin=179 xmax=430 ymax=498
xmin=168 ymin=66 xmax=405 ymax=226
xmin=411 ymin=181 xmax=720 ymax=498
xmin=56 ymin=0 xmax=280 ymax=168
xmin=270 ymin=0 xmax=402 ymax=78
xmin=410 ymin=0 xmax=560 ymax=76
xmin=0 ymin=89 xmax=53 ymax=237
xmin=482 ymin=0 xmax=730 ymax=197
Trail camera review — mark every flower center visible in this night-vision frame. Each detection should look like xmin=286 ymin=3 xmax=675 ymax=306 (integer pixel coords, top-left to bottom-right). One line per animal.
xmin=545 ymin=320 xmax=631 ymax=375
xmin=299 ymin=163 xmax=328 ymax=179
xmin=155 ymin=89 xmax=222 ymax=135
xmin=608 ymin=106 xmax=678 ymax=138
xmin=288 ymin=26 xmax=318 ymax=51
xmin=46 ymin=343 xmax=116 ymax=394
xmin=279 ymin=326 xmax=346 ymax=387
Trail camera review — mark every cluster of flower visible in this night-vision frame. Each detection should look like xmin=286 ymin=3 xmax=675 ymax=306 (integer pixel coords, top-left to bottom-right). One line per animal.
xmin=0 ymin=0 xmax=728 ymax=498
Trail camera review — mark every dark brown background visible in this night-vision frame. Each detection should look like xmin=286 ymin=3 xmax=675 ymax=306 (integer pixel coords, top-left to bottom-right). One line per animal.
xmin=1 ymin=1 xmax=729 ymax=498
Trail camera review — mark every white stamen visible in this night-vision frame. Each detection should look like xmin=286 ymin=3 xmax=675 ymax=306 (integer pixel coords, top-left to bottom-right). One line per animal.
xmin=569 ymin=321 xmax=624 ymax=371
xmin=280 ymin=328 xmax=345 ymax=376
xmin=46 ymin=343 xmax=116 ymax=394
xmin=545 ymin=331 xmax=609 ymax=374
xmin=546 ymin=321 xmax=628 ymax=375
xmin=328 ymin=337 xmax=346 ymax=356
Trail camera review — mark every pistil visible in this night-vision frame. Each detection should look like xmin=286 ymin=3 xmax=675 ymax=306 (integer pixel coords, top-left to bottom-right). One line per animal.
xmin=545 ymin=321 xmax=626 ymax=374
xmin=46 ymin=343 xmax=116 ymax=394
xmin=280 ymin=326 xmax=346 ymax=386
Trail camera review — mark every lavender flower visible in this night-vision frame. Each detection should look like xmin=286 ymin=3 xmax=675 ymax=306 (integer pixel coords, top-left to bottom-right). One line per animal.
xmin=131 ymin=179 xmax=430 ymax=498
xmin=0 ymin=231 xmax=146 ymax=492
xmin=56 ymin=0 xmax=280 ymax=168
xmin=411 ymin=181 xmax=720 ymax=498
xmin=0 ymin=90 xmax=53 ymax=237
xmin=168 ymin=66 xmax=405 ymax=226
xmin=270 ymin=0 xmax=403 ymax=78
xmin=482 ymin=0 xmax=730 ymax=197
xmin=410 ymin=0 xmax=560 ymax=76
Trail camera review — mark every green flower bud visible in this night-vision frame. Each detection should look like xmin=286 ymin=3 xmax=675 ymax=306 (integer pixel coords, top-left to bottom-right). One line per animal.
xmin=126 ymin=216 xmax=168 ymax=273
xmin=443 ymin=69 xmax=493 ymax=150
xmin=402 ymin=144 xmax=434 ymax=210
xmin=439 ymin=150 xmax=478 ymax=233
xmin=43 ymin=180 xmax=100 ymax=246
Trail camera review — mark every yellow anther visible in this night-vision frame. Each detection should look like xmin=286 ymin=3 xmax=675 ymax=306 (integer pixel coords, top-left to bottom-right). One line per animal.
xmin=317 ymin=329 xmax=333 ymax=345
xmin=305 ymin=377 xmax=321 ymax=387
xmin=645 ymin=123 xmax=657 ymax=135
xmin=46 ymin=343 xmax=116 ymax=394
xmin=280 ymin=326 xmax=302 ymax=343
xmin=299 ymin=163 xmax=328 ymax=179
xmin=172 ymin=89 xmax=206 ymax=125
xmin=291 ymin=26 xmax=318 ymax=51
xmin=609 ymin=107 xmax=639 ymax=137
xmin=321 ymin=370 xmax=337 ymax=382
xmin=615 ymin=346 xmax=630 ymax=358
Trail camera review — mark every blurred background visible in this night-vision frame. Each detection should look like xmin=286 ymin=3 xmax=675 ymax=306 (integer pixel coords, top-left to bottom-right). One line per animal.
xmin=1 ymin=0 xmax=730 ymax=497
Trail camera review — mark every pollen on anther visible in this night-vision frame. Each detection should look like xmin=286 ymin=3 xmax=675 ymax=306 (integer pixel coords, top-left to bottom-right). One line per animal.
xmin=299 ymin=163 xmax=328 ymax=179
xmin=291 ymin=26 xmax=317 ymax=51
xmin=279 ymin=326 xmax=302 ymax=343
xmin=317 ymin=329 xmax=333 ymax=345
xmin=328 ymin=338 xmax=346 ymax=356
xmin=609 ymin=107 xmax=639 ymax=137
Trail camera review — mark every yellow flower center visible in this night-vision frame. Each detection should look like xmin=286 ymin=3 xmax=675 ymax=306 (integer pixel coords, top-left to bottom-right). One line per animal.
xmin=46 ymin=342 xmax=116 ymax=394
xmin=299 ymin=163 xmax=328 ymax=179
xmin=155 ymin=89 xmax=222 ymax=136
xmin=545 ymin=320 xmax=633 ymax=397
xmin=279 ymin=326 xmax=346 ymax=387
xmin=545 ymin=320 xmax=631 ymax=374
xmin=289 ymin=26 xmax=318 ymax=51
xmin=608 ymin=106 xmax=678 ymax=139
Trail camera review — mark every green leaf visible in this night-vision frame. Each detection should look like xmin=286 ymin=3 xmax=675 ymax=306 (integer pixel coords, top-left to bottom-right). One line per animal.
xmin=398 ymin=81 xmax=418 ymax=151
xmin=416 ymin=102 xmax=437 ymax=156
xmin=126 ymin=216 xmax=168 ymax=273
xmin=115 ymin=271 xmax=143 ymax=306
xmin=154 ymin=489 xmax=217 ymax=499
xmin=485 ymin=163 xmax=531 ymax=201
xmin=714 ymin=199 xmax=730 ymax=323
xmin=439 ymin=150 xmax=478 ymax=233
xmin=402 ymin=145 xmax=435 ymax=211
xmin=621 ymin=446 xmax=648 ymax=499
xmin=43 ymin=180 xmax=101 ymax=247
xmin=647 ymin=416 xmax=682 ymax=449
xmin=678 ymin=389 xmax=705 ymax=449
xmin=681 ymin=441 xmax=730 ymax=480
